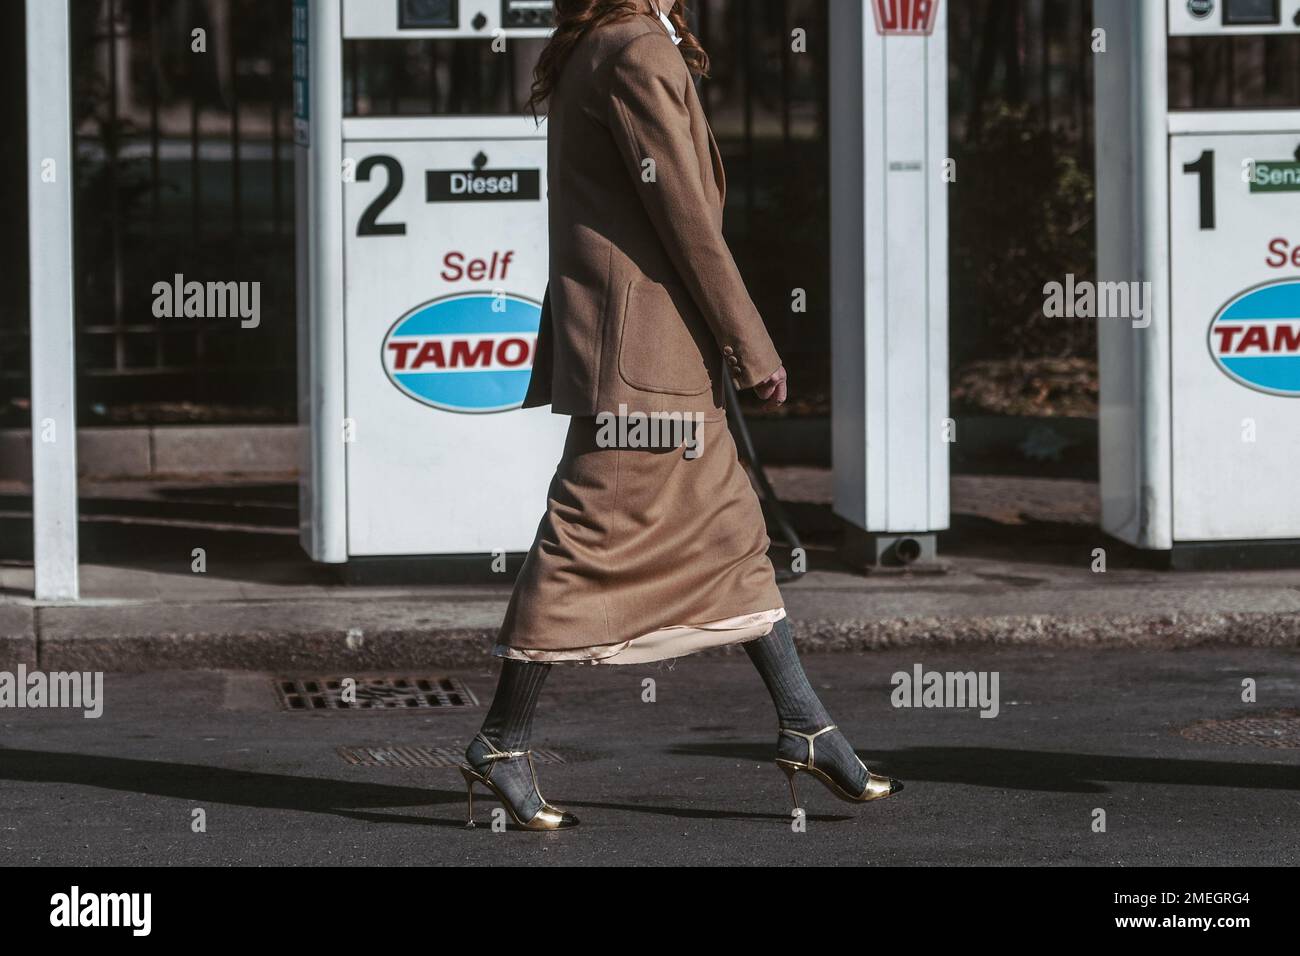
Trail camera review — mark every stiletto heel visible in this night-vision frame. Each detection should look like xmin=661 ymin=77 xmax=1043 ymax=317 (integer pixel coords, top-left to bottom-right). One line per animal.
xmin=458 ymin=733 xmax=579 ymax=831
xmin=774 ymin=724 xmax=903 ymax=807
xmin=460 ymin=765 xmax=478 ymax=829
xmin=778 ymin=762 xmax=801 ymax=812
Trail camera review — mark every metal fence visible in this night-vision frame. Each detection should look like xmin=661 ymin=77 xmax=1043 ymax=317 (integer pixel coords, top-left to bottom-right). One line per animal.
xmin=11 ymin=1 xmax=1292 ymax=425
xmin=948 ymin=0 xmax=1098 ymax=365
xmin=0 ymin=9 xmax=29 ymax=426
xmin=67 ymin=0 xmax=297 ymax=424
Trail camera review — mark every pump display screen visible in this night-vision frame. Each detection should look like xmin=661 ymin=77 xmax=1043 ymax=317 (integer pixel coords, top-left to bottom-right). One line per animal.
xmin=502 ymin=1 xmax=553 ymax=28
xmin=399 ymin=0 xmax=457 ymax=29
xmin=1222 ymin=0 xmax=1280 ymax=25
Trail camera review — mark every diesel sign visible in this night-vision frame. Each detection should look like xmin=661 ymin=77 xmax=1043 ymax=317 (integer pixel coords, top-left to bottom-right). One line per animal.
xmin=426 ymin=168 xmax=541 ymax=202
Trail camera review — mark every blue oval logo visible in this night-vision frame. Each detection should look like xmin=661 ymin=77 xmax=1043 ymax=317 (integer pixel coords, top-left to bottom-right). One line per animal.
xmin=1208 ymin=279 xmax=1300 ymax=398
xmin=381 ymin=291 xmax=542 ymax=413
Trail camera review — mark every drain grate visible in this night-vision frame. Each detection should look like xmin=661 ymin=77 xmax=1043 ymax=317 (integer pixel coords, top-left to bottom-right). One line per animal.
xmin=1180 ymin=711 xmax=1300 ymax=749
xmin=337 ymin=745 xmax=566 ymax=768
xmin=274 ymin=675 xmax=479 ymax=711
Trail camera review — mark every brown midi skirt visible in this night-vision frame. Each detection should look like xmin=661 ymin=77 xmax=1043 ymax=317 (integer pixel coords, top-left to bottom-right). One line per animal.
xmin=495 ymin=414 xmax=785 ymax=664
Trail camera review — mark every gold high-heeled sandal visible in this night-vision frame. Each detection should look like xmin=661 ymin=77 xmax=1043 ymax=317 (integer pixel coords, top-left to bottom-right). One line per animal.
xmin=775 ymin=725 xmax=903 ymax=810
xmin=459 ymin=733 xmax=579 ymax=831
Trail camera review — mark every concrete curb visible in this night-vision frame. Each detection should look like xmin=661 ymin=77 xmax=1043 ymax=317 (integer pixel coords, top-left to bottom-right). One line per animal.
xmin=795 ymin=612 xmax=1300 ymax=651
xmin=19 ymin=604 xmax=1300 ymax=672
xmin=0 ymin=606 xmax=36 ymax=667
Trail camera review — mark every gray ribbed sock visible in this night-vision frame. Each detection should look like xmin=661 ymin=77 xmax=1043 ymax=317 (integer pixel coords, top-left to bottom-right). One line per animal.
xmin=465 ymin=659 xmax=552 ymax=821
xmin=744 ymin=617 xmax=868 ymax=794
xmin=477 ymin=658 xmax=550 ymax=750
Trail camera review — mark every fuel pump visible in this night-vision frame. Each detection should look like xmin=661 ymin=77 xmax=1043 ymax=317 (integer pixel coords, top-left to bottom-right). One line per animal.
xmin=1094 ymin=0 xmax=1300 ymax=565
xmin=295 ymin=0 xmax=565 ymax=563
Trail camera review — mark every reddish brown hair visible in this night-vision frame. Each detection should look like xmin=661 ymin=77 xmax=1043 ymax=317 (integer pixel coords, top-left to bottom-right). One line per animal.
xmin=526 ymin=1 xmax=709 ymax=119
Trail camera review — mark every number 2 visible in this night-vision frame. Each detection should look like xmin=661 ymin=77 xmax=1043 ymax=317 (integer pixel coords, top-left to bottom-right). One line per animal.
xmin=357 ymin=156 xmax=406 ymax=236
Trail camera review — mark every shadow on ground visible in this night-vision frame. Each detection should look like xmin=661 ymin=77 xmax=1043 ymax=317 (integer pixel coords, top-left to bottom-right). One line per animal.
xmin=1 ymin=743 xmax=1295 ymax=830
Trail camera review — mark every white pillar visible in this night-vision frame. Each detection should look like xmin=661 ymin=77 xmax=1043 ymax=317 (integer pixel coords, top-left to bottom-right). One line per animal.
xmin=295 ymin=0 xmax=348 ymax=562
xmin=1093 ymin=0 xmax=1173 ymax=549
xmin=26 ymin=0 xmax=80 ymax=601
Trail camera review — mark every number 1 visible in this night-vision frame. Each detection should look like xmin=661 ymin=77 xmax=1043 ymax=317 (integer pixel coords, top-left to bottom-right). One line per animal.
xmin=1183 ymin=150 xmax=1215 ymax=231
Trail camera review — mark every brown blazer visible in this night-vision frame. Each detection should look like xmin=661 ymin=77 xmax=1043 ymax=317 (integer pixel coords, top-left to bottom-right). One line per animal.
xmin=524 ymin=13 xmax=782 ymax=421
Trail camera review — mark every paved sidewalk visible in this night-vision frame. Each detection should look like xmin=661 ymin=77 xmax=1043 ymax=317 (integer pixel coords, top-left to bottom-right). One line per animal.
xmin=1 ymin=472 xmax=1298 ymax=669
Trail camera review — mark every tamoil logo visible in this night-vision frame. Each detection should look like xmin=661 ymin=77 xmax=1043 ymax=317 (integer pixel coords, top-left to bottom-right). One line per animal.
xmin=382 ymin=292 xmax=541 ymax=413
xmin=1208 ymin=279 xmax=1300 ymax=398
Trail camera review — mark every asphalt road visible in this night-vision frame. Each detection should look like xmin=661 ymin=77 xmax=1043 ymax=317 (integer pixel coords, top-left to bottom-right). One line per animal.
xmin=2 ymin=647 xmax=1297 ymax=866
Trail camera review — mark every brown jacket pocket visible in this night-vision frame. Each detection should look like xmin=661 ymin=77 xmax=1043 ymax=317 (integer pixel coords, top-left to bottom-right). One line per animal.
xmin=617 ymin=279 xmax=713 ymax=396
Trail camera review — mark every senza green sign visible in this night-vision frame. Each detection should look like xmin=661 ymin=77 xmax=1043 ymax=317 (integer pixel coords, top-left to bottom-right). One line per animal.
xmin=1249 ymin=160 xmax=1300 ymax=194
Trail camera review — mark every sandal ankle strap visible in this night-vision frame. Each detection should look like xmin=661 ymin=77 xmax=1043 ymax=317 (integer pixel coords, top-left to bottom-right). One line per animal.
xmin=473 ymin=732 xmax=532 ymax=762
xmin=779 ymin=724 xmax=837 ymax=743
xmin=778 ymin=724 xmax=836 ymax=769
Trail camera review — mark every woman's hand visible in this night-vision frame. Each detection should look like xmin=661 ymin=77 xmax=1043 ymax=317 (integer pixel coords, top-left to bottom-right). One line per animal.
xmin=754 ymin=365 xmax=788 ymax=411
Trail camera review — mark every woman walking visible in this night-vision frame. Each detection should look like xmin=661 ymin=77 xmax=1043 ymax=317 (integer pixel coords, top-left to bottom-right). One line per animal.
xmin=460 ymin=0 xmax=902 ymax=830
